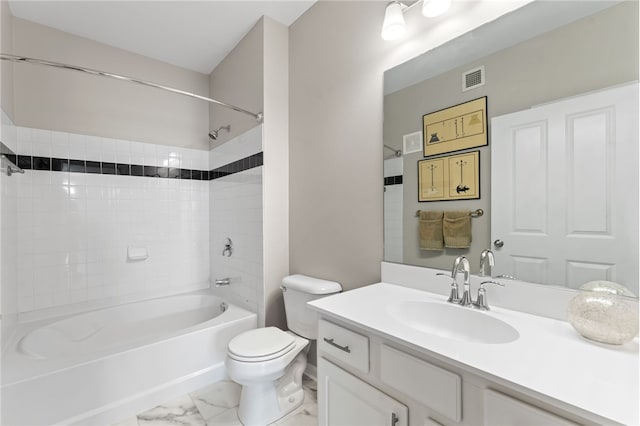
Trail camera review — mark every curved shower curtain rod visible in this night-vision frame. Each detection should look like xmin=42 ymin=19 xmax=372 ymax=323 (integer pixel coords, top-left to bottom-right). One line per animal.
xmin=0 ymin=53 xmax=264 ymax=123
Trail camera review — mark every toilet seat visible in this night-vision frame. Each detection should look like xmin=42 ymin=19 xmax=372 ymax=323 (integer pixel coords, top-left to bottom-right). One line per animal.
xmin=228 ymin=327 xmax=296 ymax=362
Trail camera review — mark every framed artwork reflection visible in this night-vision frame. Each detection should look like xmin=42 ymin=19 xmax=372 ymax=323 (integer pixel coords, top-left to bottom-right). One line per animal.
xmin=423 ymin=97 xmax=487 ymax=157
xmin=418 ymin=151 xmax=480 ymax=202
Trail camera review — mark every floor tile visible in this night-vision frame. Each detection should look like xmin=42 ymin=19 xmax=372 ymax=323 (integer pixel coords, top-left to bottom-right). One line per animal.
xmin=205 ymin=407 xmax=243 ymax=426
xmin=191 ymin=380 xmax=242 ymax=421
xmin=115 ymin=376 xmax=317 ymax=426
xmin=137 ymin=394 xmax=206 ymax=426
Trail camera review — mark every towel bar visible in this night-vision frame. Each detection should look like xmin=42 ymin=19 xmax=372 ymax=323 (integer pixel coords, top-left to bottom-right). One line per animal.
xmin=416 ymin=208 xmax=483 ymax=218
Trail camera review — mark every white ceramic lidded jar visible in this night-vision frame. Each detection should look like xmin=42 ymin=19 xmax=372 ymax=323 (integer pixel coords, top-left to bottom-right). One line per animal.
xmin=568 ymin=281 xmax=639 ymax=345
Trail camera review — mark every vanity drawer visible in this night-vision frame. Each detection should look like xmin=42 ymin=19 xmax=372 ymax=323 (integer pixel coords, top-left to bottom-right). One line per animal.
xmin=318 ymin=319 xmax=369 ymax=373
xmin=380 ymin=345 xmax=462 ymax=422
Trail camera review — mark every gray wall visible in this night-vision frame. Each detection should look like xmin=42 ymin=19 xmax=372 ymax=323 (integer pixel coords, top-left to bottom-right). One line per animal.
xmin=206 ymin=16 xmax=290 ymax=330
xmin=262 ymin=17 xmax=290 ymax=330
xmin=11 ymin=17 xmax=210 ymax=149
xmin=289 ymin=0 xmax=530 ymax=291
xmin=1 ymin=0 xmax=14 ymax=120
xmin=209 ymin=19 xmax=264 ymax=147
xmin=384 ymin=2 xmax=639 ymax=272
xmin=0 ymin=3 xmax=8 ymax=115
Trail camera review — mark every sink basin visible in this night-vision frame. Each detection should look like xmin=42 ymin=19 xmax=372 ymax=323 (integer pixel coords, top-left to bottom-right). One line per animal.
xmin=388 ymin=301 xmax=519 ymax=344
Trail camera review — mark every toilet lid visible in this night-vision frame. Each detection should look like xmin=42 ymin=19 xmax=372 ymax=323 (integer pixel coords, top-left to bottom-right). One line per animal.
xmin=228 ymin=327 xmax=295 ymax=360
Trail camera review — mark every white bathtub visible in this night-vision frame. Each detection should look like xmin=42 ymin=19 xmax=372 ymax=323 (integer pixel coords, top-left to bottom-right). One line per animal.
xmin=1 ymin=291 xmax=256 ymax=426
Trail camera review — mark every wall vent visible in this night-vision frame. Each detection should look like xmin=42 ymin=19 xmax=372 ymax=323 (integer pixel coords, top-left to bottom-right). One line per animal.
xmin=462 ymin=66 xmax=485 ymax=92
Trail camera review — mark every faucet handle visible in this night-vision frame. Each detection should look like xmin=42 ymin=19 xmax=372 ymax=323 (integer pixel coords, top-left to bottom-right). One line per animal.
xmin=435 ymin=273 xmax=460 ymax=303
xmin=473 ymin=280 xmax=505 ymax=310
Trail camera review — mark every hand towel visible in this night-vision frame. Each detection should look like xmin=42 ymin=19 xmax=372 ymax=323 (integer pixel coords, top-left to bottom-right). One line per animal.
xmin=443 ymin=211 xmax=472 ymax=248
xmin=419 ymin=210 xmax=444 ymax=251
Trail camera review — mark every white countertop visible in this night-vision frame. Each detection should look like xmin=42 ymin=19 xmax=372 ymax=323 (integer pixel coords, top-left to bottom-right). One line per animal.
xmin=309 ymin=282 xmax=639 ymax=425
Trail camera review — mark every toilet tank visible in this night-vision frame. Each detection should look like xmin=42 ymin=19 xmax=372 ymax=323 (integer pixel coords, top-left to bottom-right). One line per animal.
xmin=282 ymin=274 xmax=342 ymax=339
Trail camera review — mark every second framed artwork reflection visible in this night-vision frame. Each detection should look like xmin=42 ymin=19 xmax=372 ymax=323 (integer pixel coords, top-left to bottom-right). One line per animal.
xmin=418 ymin=151 xmax=480 ymax=202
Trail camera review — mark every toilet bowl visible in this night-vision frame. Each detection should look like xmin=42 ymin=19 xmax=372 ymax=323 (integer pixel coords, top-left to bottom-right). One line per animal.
xmin=226 ymin=328 xmax=309 ymax=426
xmin=225 ymin=274 xmax=341 ymax=426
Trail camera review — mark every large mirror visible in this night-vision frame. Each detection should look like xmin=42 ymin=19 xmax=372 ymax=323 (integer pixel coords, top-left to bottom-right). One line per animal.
xmin=383 ymin=1 xmax=639 ymax=293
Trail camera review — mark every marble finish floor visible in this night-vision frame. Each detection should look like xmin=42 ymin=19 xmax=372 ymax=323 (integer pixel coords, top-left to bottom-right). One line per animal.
xmin=112 ymin=377 xmax=317 ymax=426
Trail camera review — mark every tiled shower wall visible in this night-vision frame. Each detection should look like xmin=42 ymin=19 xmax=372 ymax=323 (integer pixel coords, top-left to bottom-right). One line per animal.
xmin=13 ymin=126 xmax=210 ymax=314
xmin=384 ymin=157 xmax=403 ymax=264
xmin=1 ymin=109 xmax=19 ymax=346
xmin=209 ymin=126 xmax=263 ymax=321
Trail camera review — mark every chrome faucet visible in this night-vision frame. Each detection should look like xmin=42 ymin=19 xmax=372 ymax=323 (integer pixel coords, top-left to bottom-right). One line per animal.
xmin=435 ymin=273 xmax=460 ymax=303
xmin=479 ymin=249 xmax=495 ymax=277
xmin=472 ymin=280 xmax=505 ymax=310
xmin=451 ymin=256 xmax=473 ymax=306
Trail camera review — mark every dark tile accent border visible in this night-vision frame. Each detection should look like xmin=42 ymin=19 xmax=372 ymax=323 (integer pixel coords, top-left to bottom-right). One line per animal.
xmin=210 ymin=152 xmax=263 ymax=181
xmin=384 ymin=175 xmax=403 ymax=186
xmin=102 ymin=162 xmax=116 ymax=175
xmin=18 ymin=155 xmax=32 ymax=170
xmin=52 ymin=158 xmax=69 ymax=172
xmin=70 ymin=160 xmax=85 ymax=173
xmin=116 ymin=164 xmax=130 ymax=175
xmin=33 ymin=156 xmax=51 ymax=171
xmin=3 ymin=151 xmax=263 ymax=181
xmin=86 ymin=161 xmax=101 ymax=174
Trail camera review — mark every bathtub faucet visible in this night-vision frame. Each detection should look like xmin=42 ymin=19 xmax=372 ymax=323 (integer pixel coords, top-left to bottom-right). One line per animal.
xmin=215 ymin=278 xmax=231 ymax=287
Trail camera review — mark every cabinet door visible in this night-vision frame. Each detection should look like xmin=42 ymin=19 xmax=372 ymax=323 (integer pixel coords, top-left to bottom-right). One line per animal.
xmin=484 ymin=389 xmax=578 ymax=425
xmin=318 ymin=357 xmax=408 ymax=426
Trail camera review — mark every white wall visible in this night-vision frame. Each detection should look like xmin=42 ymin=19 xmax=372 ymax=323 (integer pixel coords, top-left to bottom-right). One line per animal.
xmin=289 ymin=0 xmax=533 ymax=291
xmin=14 ymin=127 xmax=210 ymax=315
xmin=209 ymin=126 xmax=263 ymax=321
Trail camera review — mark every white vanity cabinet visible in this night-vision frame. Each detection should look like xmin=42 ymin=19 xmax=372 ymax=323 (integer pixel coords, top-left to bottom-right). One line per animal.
xmin=316 ymin=317 xmax=601 ymax=426
xmin=319 ymin=358 xmax=408 ymax=426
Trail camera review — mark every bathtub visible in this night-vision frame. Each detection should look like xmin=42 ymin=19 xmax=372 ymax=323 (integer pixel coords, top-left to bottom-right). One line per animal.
xmin=1 ymin=291 xmax=256 ymax=426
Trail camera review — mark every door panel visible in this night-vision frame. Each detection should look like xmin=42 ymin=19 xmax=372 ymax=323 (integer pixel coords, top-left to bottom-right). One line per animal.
xmin=491 ymin=83 xmax=638 ymax=291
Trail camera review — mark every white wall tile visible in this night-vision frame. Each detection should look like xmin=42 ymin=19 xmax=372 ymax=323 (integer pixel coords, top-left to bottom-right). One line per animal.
xmin=209 ymin=131 xmax=263 ymax=316
xmin=50 ymin=131 xmax=70 ymax=159
xmin=383 ymin=182 xmax=403 ymax=264
xmin=68 ymin=133 xmax=86 ymax=160
xmin=1 ymin=111 xmax=20 ymax=347
xmin=13 ymin=128 xmax=211 ymax=314
xmin=384 ymin=157 xmax=403 ymax=177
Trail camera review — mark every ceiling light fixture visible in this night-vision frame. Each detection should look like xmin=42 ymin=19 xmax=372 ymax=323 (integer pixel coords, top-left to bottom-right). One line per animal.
xmin=381 ymin=1 xmax=407 ymax=41
xmin=422 ymin=0 xmax=451 ymax=18
xmin=381 ymin=0 xmax=451 ymax=41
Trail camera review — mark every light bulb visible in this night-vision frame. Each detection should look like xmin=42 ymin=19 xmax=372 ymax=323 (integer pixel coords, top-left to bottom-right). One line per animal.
xmin=381 ymin=1 xmax=406 ymax=41
xmin=422 ymin=0 xmax=451 ymax=18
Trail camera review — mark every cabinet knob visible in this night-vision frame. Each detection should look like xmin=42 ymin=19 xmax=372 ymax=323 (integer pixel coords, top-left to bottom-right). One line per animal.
xmin=494 ymin=239 xmax=504 ymax=248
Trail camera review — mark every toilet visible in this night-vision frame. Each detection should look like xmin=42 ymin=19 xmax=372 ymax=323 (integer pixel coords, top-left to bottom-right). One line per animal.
xmin=225 ymin=274 xmax=341 ymax=426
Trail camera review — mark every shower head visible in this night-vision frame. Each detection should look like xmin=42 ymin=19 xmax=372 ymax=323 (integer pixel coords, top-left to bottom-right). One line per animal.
xmin=208 ymin=125 xmax=231 ymax=141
